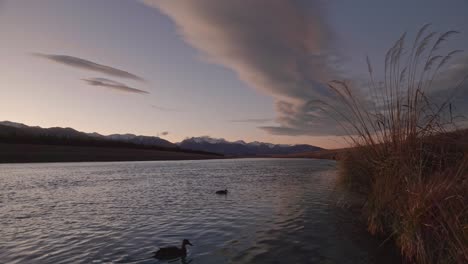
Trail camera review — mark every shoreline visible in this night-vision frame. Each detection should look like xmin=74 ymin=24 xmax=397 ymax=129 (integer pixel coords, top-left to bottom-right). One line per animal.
xmin=0 ymin=143 xmax=223 ymax=164
xmin=0 ymin=142 xmax=336 ymax=164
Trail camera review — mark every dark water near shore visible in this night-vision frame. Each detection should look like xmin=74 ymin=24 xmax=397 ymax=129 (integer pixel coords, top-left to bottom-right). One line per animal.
xmin=0 ymin=158 xmax=400 ymax=264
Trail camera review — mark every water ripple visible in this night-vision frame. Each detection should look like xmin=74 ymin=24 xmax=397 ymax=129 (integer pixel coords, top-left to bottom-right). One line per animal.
xmin=0 ymin=159 xmax=400 ymax=264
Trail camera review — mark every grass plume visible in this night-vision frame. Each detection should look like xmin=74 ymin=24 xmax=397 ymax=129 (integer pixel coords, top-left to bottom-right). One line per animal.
xmin=325 ymin=25 xmax=468 ymax=263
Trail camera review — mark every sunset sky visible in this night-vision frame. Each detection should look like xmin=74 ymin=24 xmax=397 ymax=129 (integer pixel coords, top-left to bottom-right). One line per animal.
xmin=1 ymin=0 xmax=467 ymax=148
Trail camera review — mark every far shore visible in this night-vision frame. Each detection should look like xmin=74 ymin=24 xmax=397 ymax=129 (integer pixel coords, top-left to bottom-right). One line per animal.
xmin=0 ymin=143 xmax=224 ymax=164
xmin=0 ymin=142 xmax=340 ymax=164
xmin=270 ymin=149 xmax=344 ymax=160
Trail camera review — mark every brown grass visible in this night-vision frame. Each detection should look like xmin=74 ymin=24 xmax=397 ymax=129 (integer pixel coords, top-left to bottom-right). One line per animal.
xmin=325 ymin=25 xmax=468 ymax=263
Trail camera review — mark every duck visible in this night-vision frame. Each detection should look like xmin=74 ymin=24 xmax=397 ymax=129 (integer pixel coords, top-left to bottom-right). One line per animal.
xmin=215 ymin=189 xmax=228 ymax=195
xmin=153 ymin=239 xmax=193 ymax=260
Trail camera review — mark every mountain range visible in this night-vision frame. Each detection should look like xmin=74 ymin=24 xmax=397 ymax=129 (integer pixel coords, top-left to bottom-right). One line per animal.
xmin=0 ymin=121 xmax=177 ymax=151
xmin=178 ymin=136 xmax=323 ymax=156
xmin=0 ymin=121 xmax=323 ymax=156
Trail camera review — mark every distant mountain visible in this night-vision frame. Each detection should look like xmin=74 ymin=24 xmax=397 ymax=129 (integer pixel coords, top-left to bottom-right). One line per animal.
xmin=0 ymin=121 xmax=31 ymax=129
xmin=0 ymin=121 xmax=93 ymax=140
xmin=0 ymin=121 xmax=175 ymax=149
xmin=178 ymin=136 xmax=323 ymax=156
xmin=92 ymin=133 xmax=175 ymax=148
xmin=0 ymin=121 xmax=323 ymax=157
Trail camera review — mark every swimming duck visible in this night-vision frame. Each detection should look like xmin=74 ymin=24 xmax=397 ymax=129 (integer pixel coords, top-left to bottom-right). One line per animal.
xmin=153 ymin=239 xmax=193 ymax=259
xmin=215 ymin=189 xmax=228 ymax=195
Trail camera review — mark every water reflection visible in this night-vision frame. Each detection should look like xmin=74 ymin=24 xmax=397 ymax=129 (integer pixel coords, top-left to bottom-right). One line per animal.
xmin=0 ymin=159 xmax=400 ymax=263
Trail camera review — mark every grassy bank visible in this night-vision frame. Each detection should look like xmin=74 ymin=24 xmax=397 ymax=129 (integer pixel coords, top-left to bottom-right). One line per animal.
xmin=327 ymin=26 xmax=468 ymax=263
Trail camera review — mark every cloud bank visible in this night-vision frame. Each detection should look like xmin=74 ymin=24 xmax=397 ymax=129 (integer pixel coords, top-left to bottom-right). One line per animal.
xmin=143 ymin=1 xmax=468 ymax=136
xmin=34 ymin=53 xmax=145 ymax=82
xmin=82 ymin=78 xmax=149 ymax=94
xmin=427 ymin=56 xmax=468 ymax=117
xmin=143 ymin=0 xmax=344 ymax=136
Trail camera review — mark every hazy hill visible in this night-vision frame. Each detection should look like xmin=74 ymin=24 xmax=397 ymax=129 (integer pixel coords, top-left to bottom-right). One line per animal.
xmin=90 ymin=133 xmax=176 ymax=148
xmin=0 ymin=121 xmax=176 ymax=149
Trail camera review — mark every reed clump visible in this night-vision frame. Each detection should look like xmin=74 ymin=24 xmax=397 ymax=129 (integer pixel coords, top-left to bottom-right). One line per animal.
xmin=327 ymin=25 xmax=468 ymax=263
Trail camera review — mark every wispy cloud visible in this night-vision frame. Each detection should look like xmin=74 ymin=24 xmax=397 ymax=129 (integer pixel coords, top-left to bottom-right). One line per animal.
xmin=33 ymin=53 xmax=145 ymax=82
xmin=142 ymin=0 xmax=343 ymax=136
xmin=151 ymin=105 xmax=182 ymax=112
xmin=82 ymin=78 xmax=149 ymax=94
xmin=229 ymin=118 xmax=273 ymax=124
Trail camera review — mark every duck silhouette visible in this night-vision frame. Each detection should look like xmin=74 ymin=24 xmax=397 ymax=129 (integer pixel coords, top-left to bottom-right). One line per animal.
xmin=215 ymin=189 xmax=228 ymax=195
xmin=153 ymin=239 xmax=193 ymax=260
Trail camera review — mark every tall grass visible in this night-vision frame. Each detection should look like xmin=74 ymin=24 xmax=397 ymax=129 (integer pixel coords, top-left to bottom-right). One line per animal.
xmin=326 ymin=25 xmax=468 ymax=263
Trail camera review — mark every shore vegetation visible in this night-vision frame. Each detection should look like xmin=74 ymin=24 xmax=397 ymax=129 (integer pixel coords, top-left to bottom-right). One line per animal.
xmin=326 ymin=25 xmax=468 ymax=263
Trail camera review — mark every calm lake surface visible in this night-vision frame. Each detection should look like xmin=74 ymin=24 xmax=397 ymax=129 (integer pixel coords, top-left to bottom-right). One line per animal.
xmin=0 ymin=158 xmax=400 ymax=264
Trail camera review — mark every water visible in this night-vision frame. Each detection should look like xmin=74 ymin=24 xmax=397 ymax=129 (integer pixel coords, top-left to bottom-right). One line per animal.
xmin=0 ymin=158 xmax=400 ymax=264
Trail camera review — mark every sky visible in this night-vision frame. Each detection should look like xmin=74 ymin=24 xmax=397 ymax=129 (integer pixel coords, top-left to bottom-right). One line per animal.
xmin=0 ymin=0 xmax=467 ymax=148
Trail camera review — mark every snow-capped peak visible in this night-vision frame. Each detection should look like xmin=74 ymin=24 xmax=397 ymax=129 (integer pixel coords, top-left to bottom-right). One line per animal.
xmin=189 ymin=136 xmax=228 ymax=144
xmin=234 ymin=140 xmax=247 ymax=145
